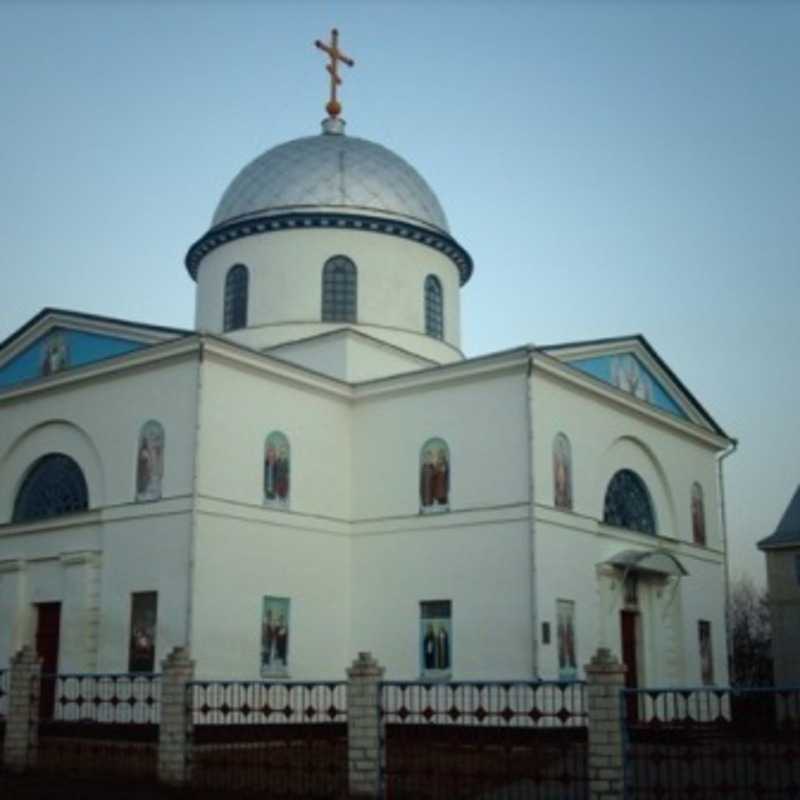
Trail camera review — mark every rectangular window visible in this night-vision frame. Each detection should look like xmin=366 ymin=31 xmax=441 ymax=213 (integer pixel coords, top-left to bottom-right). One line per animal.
xmin=698 ymin=620 xmax=714 ymax=685
xmin=420 ymin=600 xmax=451 ymax=677
xmin=556 ymin=599 xmax=577 ymax=680
xmin=261 ymin=596 xmax=291 ymax=677
xmin=795 ymin=554 xmax=800 ymax=585
xmin=128 ymin=592 xmax=158 ymax=673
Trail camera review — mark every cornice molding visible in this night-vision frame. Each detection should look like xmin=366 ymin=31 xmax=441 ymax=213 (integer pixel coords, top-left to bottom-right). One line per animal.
xmin=185 ymin=210 xmax=474 ymax=285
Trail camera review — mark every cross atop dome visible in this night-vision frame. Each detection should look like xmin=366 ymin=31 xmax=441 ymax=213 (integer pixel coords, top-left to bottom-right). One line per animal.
xmin=315 ymin=28 xmax=354 ymax=124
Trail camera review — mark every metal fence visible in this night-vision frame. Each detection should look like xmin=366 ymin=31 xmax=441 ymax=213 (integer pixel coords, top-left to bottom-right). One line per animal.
xmin=623 ymin=686 xmax=800 ymax=799
xmin=186 ymin=680 xmax=348 ymax=797
xmin=34 ymin=673 xmax=161 ymax=781
xmin=0 ymin=669 xmax=7 ymax=766
xmin=380 ymin=681 xmax=589 ymax=799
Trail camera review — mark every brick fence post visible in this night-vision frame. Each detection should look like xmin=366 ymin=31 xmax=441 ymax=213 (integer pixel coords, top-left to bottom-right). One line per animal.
xmin=3 ymin=645 xmax=42 ymax=772
xmin=585 ymin=647 xmax=627 ymax=800
xmin=347 ymin=651 xmax=385 ymax=799
xmin=157 ymin=646 xmax=195 ymax=786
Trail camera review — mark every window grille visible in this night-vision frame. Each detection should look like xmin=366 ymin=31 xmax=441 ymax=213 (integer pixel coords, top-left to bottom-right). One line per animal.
xmin=424 ymin=275 xmax=443 ymax=338
xmin=223 ymin=264 xmax=248 ymax=331
xmin=603 ymin=469 xmax=655 ymax=535
xmin=13 ymin=453 xmax=88 ymax=523
xmin=322 ymin=256 xmax=357 ymax=322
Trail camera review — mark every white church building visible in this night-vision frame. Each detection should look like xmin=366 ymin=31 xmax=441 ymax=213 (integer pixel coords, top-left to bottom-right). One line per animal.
xmin=0 ymin=52 xmax=733 ymax=688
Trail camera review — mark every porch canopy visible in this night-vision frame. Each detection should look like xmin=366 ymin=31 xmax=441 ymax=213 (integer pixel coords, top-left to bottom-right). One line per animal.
xmin=605 ymin=548 xmax=689 ymax=577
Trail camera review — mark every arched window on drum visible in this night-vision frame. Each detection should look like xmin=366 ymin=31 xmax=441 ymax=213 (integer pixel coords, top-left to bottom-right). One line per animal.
xmin=420 ymin=438 xmax=450 ymax=513
xmin=223 ymin=264 xmax=249 ymax=332
xmin=13 ymin=453 xmax=89 ymax=523
xmin=322 ymin=256 xmax=357 ymax=322
xmin=424 ymin=275 xmax=444 ymax=339
xmin=602 ymin=469 xmax=656 ymax=535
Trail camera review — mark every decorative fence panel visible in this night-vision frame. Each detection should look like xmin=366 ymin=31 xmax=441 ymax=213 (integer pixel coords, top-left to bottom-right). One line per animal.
xmin=34 ymin=673 xmax=160 ymax=781
xmin=380 ymin=681 xmax=589 ymax=799
xmin=0 ymin=669 xmax=7 ymax=766
xmin=186 ymin=680 xmax=347 ymax=797
xmin=623 ymin=686 xmax=800 ymax=799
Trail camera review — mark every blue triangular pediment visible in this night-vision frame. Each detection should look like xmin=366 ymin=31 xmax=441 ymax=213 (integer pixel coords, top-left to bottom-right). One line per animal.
xmin=0 ymin=326 xmax=149 ymax=389
xmin=566 ymin=352 xmax=688 ymax=419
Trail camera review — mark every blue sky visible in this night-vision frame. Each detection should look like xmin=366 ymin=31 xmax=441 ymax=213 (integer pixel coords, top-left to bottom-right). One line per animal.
xmin=1 ymin=1 xmax=798 ymax=583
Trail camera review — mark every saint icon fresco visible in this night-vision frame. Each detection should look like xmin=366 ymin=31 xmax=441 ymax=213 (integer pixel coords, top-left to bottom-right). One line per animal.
xmin=264 ymin=431 xmax=290 ymax=505
xmin=557 ymin=599 xmax=577 ymax=680
xmin=136 ymin=420 xmax=164 ymax=502
xmin=611 ymin=354 xmax=653 ymax=403
xmin=691 ymin=482 xmax=706 ymax=545
xmin=261 ymin=596 xmax=290 ymax=676
xmin=553 ymin=433 xmax=573 ymax=510
xmin=420 ymin=600 xmax=451 ymax=675
xmin=420 ymin=438 xmax=449 ymax=512
xmin=41 ymin=331 xmax=70 ymax=376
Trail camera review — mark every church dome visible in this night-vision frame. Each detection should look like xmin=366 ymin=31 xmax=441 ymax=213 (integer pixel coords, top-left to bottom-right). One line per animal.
xmin=211 ymin=122 xmax=450 ymax=233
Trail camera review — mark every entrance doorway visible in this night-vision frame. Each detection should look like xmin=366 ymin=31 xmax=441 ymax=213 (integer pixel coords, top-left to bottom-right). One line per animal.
xmin=620 ymin=609 xmax=640 ymax=721
xmin=35 ymin=602 xmax=61 ymax=720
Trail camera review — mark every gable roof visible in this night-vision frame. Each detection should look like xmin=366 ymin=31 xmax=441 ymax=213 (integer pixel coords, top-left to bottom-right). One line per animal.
xmin=540 ymin=334 xmax=730 ymax=439
xmin=758 ymin=485 xmax=800 ymax=549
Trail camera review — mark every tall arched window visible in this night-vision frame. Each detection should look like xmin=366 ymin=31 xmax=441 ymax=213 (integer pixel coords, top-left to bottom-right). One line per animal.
xmin=425 ymin=275 xmax=443 ymax=339
xmin=322 ymin=256 xmax=357 ymax=322
xmin=223 ymin=264 xmax=249 ymax=332
xmin=553 ymin=433 xmax=573 ymax=510
xmin=13 ymin=453 xmax=89 ymax=523
xmin=420 ymin=437 xmax=450 ymax=513
xmin=603 ymin=469 xmax=655 ymax=535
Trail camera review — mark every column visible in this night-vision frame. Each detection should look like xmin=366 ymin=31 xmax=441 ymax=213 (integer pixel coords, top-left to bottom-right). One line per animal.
xmin=347 ymin=651 xmax=385 ymax=799
xmin=585 ymin=647 xmax=627 ymax=800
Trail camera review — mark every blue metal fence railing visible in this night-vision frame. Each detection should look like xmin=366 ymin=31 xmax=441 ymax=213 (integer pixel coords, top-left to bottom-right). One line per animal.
xmin=622 ymin=686 xmax=800 ymax=800
xmin=380 ymin=680 xmax=589 ymax=799
xmin=186 ymin=680 xmax=348 ymax=797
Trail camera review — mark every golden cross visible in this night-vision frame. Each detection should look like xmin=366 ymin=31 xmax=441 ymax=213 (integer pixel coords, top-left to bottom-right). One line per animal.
xmin=315 ymin=28 xmax=354 ymax=118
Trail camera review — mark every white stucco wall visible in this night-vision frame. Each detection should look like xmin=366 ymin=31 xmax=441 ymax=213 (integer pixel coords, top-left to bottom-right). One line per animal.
xmin=193 ymin=228 xmax=463 ymax=363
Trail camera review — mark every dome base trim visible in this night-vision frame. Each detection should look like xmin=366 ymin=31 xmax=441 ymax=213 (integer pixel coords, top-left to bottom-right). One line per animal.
xmin=185 ymin=211 xmax=474 ymax=285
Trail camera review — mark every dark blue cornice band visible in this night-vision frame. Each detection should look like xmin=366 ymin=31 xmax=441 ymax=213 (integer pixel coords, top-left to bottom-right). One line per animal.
xmin=185 ymin=212 xmax=473 ymax=285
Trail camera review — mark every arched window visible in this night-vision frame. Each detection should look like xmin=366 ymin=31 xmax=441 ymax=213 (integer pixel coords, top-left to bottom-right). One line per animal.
xmin=13 ymin=453 xmax=88 ymax=523
xmin=223 ymin=264 xmax=249 ymax=332
xmin=322 ymin=256 xmax=357 ymax=322
xmin=553 ymin=433 xmax=573 ymax=510
xmin=264 ymin=431 xmax=290 ymax=506
xmin=420 ymin=438 xmax=450 ymax=513
xmin=136 ymin=420 xmax=165 ymax=502
xmin=425 ymin=275 xmax=443 ymax=339
xmin=603 ymin=469 xmax=655 ymax=535
xmin=691 ymin=482 xmax=706 ymax=545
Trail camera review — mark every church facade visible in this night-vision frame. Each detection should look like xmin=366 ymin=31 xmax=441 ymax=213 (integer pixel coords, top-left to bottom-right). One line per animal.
xmin=0 ymin=104 xmax=733 ymax=687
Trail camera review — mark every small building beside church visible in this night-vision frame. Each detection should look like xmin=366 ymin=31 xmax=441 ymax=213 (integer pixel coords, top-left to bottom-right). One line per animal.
xmin=758 ymin=485 xmax=800 ymax=686
xmin=0 ymin=48 xmax=734 ymax=688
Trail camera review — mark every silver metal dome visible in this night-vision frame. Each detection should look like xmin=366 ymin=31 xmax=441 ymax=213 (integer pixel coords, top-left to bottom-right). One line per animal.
xmin=212 ymin=125 xmax=450 ymax=233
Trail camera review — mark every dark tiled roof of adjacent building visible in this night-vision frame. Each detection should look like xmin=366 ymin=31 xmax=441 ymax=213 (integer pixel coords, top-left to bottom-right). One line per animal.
xmin=758 ymin=485 xmax=800 ymax=549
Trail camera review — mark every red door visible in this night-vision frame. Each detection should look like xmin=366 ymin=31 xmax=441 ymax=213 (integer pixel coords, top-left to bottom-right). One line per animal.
xmin=620 ymin=610 xmax=639 ymax=722
xmin=35 ymin=602 xmax=61 ymax=720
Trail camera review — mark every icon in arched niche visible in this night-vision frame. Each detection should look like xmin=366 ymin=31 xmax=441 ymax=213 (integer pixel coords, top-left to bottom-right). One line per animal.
xmin=553 ymin=432 xmax=573 ymax=510
xmin=136 ymin=420 xmax=165 ymax=502
xmin=41 ymin=331 xmax=70 ymax=376
xmin=420 ymin=437 xmax=450 ymax=512
xmin=691 ymin=482 xmax=706 ymax=545
xmin=611 ymin=354 xmax=653 ymax=403
xmin=264 ymin=431 xmax=290 ymax=506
